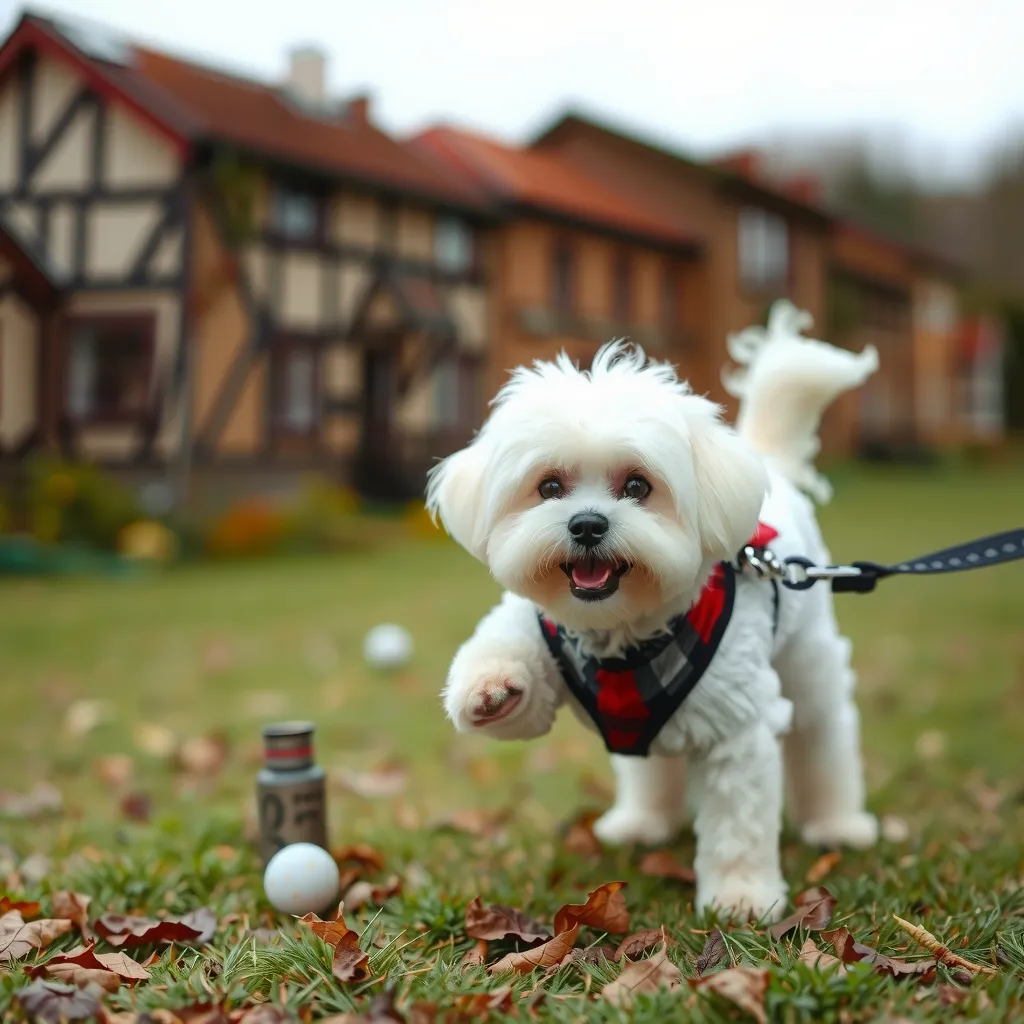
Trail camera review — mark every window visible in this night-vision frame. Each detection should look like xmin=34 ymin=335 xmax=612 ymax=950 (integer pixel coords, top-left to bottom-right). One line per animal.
xmin=434 ymin=217 xmax=474 ymax=273
xmin=64 ymin=316 xmax=154 ymax=421
xmin=274 ymin=345 xmax=318 ymax=432
xmin=551 ymin=237 xmax=574 ymax=314
xmin=271 ymin=186 xmax=320 ymax=240
xmin=434 ymin=354 xmax=479 ymax=430
xmin=738 ymin=206 xmax=789 ymax=291
xmin=611 ymin=252 xmax=632 ymax=324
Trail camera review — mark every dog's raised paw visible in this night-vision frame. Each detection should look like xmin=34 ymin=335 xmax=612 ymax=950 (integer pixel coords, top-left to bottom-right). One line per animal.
xmin=801 ymin=812 xmax=878 ymax=850
xmin=593 ymin=807 xmax=681 ymax=847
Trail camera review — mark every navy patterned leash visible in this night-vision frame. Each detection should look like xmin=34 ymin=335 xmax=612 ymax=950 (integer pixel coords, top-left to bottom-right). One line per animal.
xmin=740 ymin=529 xmax=1024 ymax=594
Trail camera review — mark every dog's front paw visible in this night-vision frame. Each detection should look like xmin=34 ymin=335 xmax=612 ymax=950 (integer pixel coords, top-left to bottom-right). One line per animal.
xmin=444 ymin=657 xmax=553 ymax=740
xmin=697 ymin=876 xmax=787 ymax=923
xmin=801 ymin=812 xmax=878 ymax=850
xmin=593 ymin=806 xmax=682 ymax=847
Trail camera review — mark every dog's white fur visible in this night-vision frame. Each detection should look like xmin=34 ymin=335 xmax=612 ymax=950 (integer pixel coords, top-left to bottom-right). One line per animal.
xmin=427 ymin=300 xmax=880 ymax=921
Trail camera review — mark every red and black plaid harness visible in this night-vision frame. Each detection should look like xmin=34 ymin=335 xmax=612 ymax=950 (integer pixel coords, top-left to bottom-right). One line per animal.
xmin=538 ymin=523 xmax=779 ymax=757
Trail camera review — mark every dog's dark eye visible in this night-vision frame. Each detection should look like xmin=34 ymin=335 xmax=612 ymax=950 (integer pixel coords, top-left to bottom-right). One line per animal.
xmin=622 ymin=475 xmax=651 ymax=501
xmin=538 ymin=477 xmax=564 ymax=500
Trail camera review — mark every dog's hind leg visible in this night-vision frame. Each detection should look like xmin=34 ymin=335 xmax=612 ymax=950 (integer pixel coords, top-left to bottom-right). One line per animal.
xmin=593 ymin=754 xmax=687 ymax=846
xmin=775 ymin=590 xmax=878 ymax=849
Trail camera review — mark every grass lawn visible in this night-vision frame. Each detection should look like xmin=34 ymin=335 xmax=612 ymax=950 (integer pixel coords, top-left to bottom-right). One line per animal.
xmin=1 ymin=463 xmax=1023 ymax=1022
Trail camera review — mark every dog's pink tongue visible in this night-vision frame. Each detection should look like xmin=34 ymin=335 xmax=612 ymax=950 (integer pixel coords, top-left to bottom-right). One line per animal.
xmin=572 ymin=562 xmax=612 ymax=589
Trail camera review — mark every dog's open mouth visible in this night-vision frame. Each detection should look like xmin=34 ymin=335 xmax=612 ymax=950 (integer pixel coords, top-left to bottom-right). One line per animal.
xmin=560 ymin=558 xmax=630 ymax=601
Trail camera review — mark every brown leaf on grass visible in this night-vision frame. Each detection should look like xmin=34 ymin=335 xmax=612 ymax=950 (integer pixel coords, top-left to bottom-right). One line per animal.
xmin=805 ymin=851 xmax=842 ymax=884
xmin=823 ymin=926 xmax=936 ymax=981
xmin=177 ymin=732 xmax=229 ymax=778
xmin=0 ymin=910 xmax=74 ymax=962
xmin=639 ymin=850 xmax=696 ymax=885
xmin=798 ymin=937 xmax=847 ymax=977
xmin=554 ymin=881 xmax=630 ymax=935
xmin=694 ymin=966 xmax=770 ymax=1024
xmin=615 ymin=928 xmax=666 ymax=962
xmin=488 ymin=925 xmax=579 ymax=975
xmin=0 ymin=895 xmax=40 ymax=918
xmin=695 ymin=927 xmax=727 ymax=976
xmin=430 ymin=807 xmax=510 ymax=839
xmin=602 ymin=933 xmax=682 ymax=1007
xmin=461 ymin=938 xmax=488 ymax=969
xmin=120 ymin=791 xmax=153 ymax=822
xmin=27 ymin=941 xmax=151 ymax=990
xmin=333 ymin=844 xmax=387 ymax=877
xmin=94 ymin=911 xmax=207 ymax=948
xmin=465 ymin=897 xmax=551 ymax=944
xmin=50 ymin=891 xmax=92 ymax=936
xmin=95 ymin=754 xmax=134 ymax=789
xmin=236 ymin=1007 xmax=300 ymax=1023
xmin=561 ymin=810 xmax=602 ymax=857
xmin=298 ymin=909 xmax=369 ymax=983
xmin=342 ymin=876 xmax=402 ymax=913
xmin=768 ymin=886 xmax=837 ymax=940
xmin=451 ymin=986 xmax=517 ymax=1018
xmin=15 ymin=979 xmax=102 ymax=1023
xmin=334 ymin=760 xmax=407 ymax=799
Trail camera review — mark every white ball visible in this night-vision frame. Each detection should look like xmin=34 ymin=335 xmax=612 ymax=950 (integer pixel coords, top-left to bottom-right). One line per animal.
xmin=263 ymin=843 xmax=340 ymax=916
xmin=363 ymin=623 xmax=413 ymax=670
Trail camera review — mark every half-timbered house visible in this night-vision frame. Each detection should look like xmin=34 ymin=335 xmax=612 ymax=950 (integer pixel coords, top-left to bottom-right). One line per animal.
xmin=0 ymin=10 xmax=490 ymax=503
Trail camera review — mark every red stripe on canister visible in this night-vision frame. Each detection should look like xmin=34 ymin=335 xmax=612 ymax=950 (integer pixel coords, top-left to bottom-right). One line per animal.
xmin=265 ymin=745 xmax=312 ymax=759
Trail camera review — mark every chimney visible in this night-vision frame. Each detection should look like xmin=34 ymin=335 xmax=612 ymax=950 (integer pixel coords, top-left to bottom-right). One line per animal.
xmin=346 ymin=93 xmax=371 ymax=125
xmin=286 ymin=45 xmax=326 ymax=107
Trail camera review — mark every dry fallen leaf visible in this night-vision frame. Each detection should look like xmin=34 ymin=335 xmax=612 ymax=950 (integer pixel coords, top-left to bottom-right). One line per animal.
xmin=768 ymin=886 xmax=837 ymax=940
xmin=177 ymin=733 xmax=229 ymax=778
xmin=298 ymin=909 xmax=369 ymax=983
xmin=28 ymin=941 xmax=149 ymax=992
xmin=133 ymin=722 xmax=178 ymax=758
xmin=49 ymin=891 xmax=92 ymax=938
xmin=639 ymin=850 xmax=697 ymax=885
xmin=0 ymin=910 xmax=74 ymax=962
xmin=333 ymin=844 xmax=387 ymax=876
xmin=554 ymin=881 xmax=630 ymax=935
xmin=334 ymin=761 xmax=408 ymax=799
xmin=695 ymin=927 xmax=728 ymax=976
xmin=94 ymin=910 xmax=210 ymax=948
xmin=236 ymin=1007 xmax=300 ymax=1023
xmin=120 ymin=791 xmax=153 ymax=823
xmin=0 ymin=896 xmax=40 ymax=919
xmin=602 ymin=932 xmax=682 ymax=1007
xmin=461 ymin=938 xmax=488 ymax=969
xmin=798 ymin=937 xmax=847 ymax=977
xmin=694 ymin=965 xmax=770 ymax=1024
xmin=561 ymin=810 xmax=602 ymax=857
xmin=489 ymin=925 xmax=580 ymax=975
xmin=614 ymin=928 xmax=666 ymax=962
xmin=94 ymin=754 xmax=134 ymax=789
xmin=465 ymin=897 xmax=551 ymax=944
xmin=823 ymin=926 xmax=937 ymax=981
xmin=15 ymin=979 xmax=102 ymax=1023
xmin=342 ymin=876 xmax=402 ymax=913
xmin=805 ymin=851 xmax=842 ymax=884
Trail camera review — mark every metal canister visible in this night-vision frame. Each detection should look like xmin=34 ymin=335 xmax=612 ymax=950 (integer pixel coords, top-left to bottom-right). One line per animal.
xmin=256 ymin=721 xmax=328 ymax=866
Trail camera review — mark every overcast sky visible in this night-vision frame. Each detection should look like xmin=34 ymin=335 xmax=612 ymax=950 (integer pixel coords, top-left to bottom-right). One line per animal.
xmin=3 ymin=0 xmax=1022 ymax=185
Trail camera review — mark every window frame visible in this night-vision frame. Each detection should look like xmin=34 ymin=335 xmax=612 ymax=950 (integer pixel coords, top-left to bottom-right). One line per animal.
xmin=738 ymin=205 xmax=790 ymax=293
xmin=271 ymin=339 xmax=321 ymax=437
xmin=61 ymin=313 xmax=157 ymax=425
xmin=434 ymin=216 xmax=475 ymax=274
xmin=269 ymin=184 xmax=323 ymax=243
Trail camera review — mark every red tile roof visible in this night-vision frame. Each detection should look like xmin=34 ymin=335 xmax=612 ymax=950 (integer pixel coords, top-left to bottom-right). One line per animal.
xmin=0 ymin=14 xmax=486 ymax=211
xmin=411 ymin=126 xmax=695 ymax=248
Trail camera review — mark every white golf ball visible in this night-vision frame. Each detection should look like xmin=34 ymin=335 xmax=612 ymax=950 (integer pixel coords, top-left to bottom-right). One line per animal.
xmin=263 ymin=843 xmax=340 ymax=916
xmin=363 ymin=623 xmax=413 ymax=670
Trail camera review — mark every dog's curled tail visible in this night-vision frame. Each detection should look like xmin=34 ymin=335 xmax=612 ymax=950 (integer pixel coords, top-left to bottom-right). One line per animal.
xmin=723 ymin=299 xmax=878 ymax=504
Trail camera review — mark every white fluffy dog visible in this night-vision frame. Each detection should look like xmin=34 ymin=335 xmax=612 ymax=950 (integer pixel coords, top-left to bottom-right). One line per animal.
xmin=427 ymin=300 xmax=881 ymax=920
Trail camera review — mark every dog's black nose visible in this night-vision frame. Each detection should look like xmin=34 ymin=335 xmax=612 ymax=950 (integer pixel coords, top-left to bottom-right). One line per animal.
xmin=567 ymin=511 xmax=609 ymax=548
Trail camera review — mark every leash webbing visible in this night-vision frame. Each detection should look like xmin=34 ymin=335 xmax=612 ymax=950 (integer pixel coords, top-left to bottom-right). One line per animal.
xmin=740 ymin=528 xmax=1024 ymax=595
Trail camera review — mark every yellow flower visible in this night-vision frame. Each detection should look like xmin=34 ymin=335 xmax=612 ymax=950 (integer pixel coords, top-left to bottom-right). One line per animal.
xmin=119 ymin=520 xmax=178 ymax=562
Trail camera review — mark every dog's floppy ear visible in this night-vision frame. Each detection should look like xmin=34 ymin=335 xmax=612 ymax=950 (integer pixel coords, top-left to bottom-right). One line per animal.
xmin=684 ymin=396 xmax=770 ymax=560
xmin=425 ymin=440 xmax=490 ymax=562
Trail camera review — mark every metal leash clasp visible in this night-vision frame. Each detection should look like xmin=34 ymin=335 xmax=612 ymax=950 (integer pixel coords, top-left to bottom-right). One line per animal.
xmin=782 ymin=556 xmax=863 ymax=591
xmin=738 ymin=545 xmax=787 ymax=581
